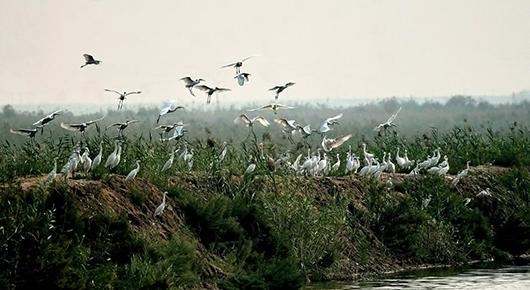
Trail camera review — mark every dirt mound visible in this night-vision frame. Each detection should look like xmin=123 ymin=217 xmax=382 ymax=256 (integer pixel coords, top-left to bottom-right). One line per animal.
xmin=16 ymin=175 xmax=183 ymax=239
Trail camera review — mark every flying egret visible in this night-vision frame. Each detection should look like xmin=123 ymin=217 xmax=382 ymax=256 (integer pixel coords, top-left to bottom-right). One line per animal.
xmin=221 ymin=56 xmax=256 ymax=74
xmin=161 ymin=124 xmax=187 ymax=142
xmin=125 ymin=160 xmax=140 ymax=182
xmin=249 ymin=103 xmax=293 ymax=115
xmin=321 ymin=133 xmax=352 ymax=152
xmin=318 ymin=113 xmax=343 ymax=135
xmin=154 ymin=192 xmax=167 ymax=216
xmin=275 ymin=118 xmax=298 ymax=143
xmin=33 ymin=109 xmax=63 ymax=133
xmin=234 ymin=114 xmax=270 ymax=128
xmin=269 ymin=82 xmax=295 ymax=100
xmin=157 ymin=101 xmax=184 ymax=124
xmin=234 ymin=73 xmax=251 ymax=86
xmin=374 ymin=107 xmax=402 ymax=132
xmin=10 ymin=128 xmax=41 ymax=140
xmin=180 ymin=77 xmax=205 ymax=97
xmin=195 ymin=85 xmax=231 ymax=104
xmin=107 ymin=120 xmax=140 ymax=137
xmin=80 ymin=54 xmax=102 ymax=68
xmin=91 ymin=142 xmax=103 ymax=170
xmin=297 ymin=124 xmax=315 ymax=140
xmin=60 ymin=117 xmax=104 ymax=133
xmin=104 ymin=89 xmax=142 ymax=110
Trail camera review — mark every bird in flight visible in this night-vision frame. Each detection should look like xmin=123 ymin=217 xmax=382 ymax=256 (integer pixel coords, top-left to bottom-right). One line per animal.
xmin=374 ymin=107 xmax=402 ymax=132
xmin=234 ymin=114 xmax=270 ymax=128
xmin=80 ymin=54 xmax=102 ymax=68
xmin=106 ymin=120 xmax=140 ymax=137
xmin=318 ymin=113 xmax=343 ymax=135
xmin=234 ymin=73 xmax=251 ymax=86
xmin=180 ymin=77 xmax=205 ymax=97
xmin=321 ymin=133 xmax=353 ymax=152
xmin=10 ymin=127 xmax=42 ymax=140
xmin=195 ymin=85 xmax=231 ymax=104
xmin=104 ymin=89 xmax=142 ymax=110
xmin=157 ymin=101 xmax=184 ymax=124
xmin=249 ymin=103 xmax=293 ymax=115
xmin=221 ymin=56 xmax=257 ymax=74
xmin=33 ymin=109 xmax=63 ymax=134
xmin=60 ymin=117 xmax=104 ymax=133
xmin=269 ymin=82 xmax=295 ymax=100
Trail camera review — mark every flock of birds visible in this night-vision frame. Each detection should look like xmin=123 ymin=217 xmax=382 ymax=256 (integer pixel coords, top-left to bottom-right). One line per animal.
xmin=8 ymin=53 xmax=487 ymax=216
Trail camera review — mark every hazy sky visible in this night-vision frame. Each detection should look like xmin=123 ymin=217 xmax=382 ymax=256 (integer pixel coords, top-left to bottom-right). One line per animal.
xmin=1 ymin=0 xmax=530 ymax=107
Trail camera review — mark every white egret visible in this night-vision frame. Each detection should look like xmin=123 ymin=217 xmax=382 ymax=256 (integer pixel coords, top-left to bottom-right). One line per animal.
xmin=91 ymin=142 xmax=103 ymax=170
xmin=33 ymin=109 xmax=63 ymax=130
xmin=321 ymin=133 xmax=352 ymax=152
xmin=245 ymin=162 xmax=256 ymax=174
xmin=451 ymin=161 xmax=470 ymax=186
xmin=80 ymin=54 xmax=102 ymax=68
xmin=10 ymin=128 xmax=40 ymax=140
xmin=106 ymin=120 xmax=140 ymax=137
xmin=234 ymin=114 xmax=270 ymax=128
xmin=81 ymin=147 xmax=92 ymax=173
xmin=386 ymin=153 xmax=396 ymax=174
xmin=318 ymin=113 xmax=343 ymax=135
xmin=154 ymin=192 xmax=167 ymax=216
xmin=157 ymin=101 xmax=184 ymax=124
xmin=180 ymin=77 xmax=205 ymax=96
xmin=297 ymin=124 xmax=314 ymax=139
xmin=105 ymin=141 xmax=122 ymax=169
xmin=60 ymin=117 xmax=104 ymax=133
xmin=104 ymin=89 xmax=142 ymax=110
xmin=476 ymin=188 xmax=492 ymax=198
xmin=125 ymin=160 xmax=140 ymax=182
xmin=221 ymin=56 xmax=256 ymax=74
xmin=249 ymin=103 xmax=293 ymax=115
xmin=195 ymin=85 xmax=231 ymax=104
xmin=269 ymin=82 xmax=295 ymax=100
xmin=395 ymin=147 xmax=407 ymax=169
xmin=234 ymin=73 xmax=251 ymax=86
xmin=374 ymin=107 xmax=402 ymax=132
xmin=161 ymin=148 xmax=177 ymax=172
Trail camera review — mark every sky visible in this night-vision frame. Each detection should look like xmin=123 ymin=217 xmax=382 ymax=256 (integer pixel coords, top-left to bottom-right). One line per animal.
xmin=1 ymin=0 xmax=530 ymax=108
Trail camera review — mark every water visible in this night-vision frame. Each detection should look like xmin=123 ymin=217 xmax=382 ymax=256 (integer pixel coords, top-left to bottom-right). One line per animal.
xmin=306 ymin=264 xmax=530 ymax=289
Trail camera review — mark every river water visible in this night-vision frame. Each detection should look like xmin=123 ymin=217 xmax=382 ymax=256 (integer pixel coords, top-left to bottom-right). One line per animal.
xmin=306 ymin=264 xmax=530 ymax=289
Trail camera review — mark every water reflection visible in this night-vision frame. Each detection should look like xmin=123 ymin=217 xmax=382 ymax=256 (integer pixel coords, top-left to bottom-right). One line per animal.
xmin=306 ymin=265 xmax=530 ymax=289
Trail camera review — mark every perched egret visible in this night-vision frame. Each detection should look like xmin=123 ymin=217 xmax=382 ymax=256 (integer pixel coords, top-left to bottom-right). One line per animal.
xmin=451 ymin=161 xmax=470 ymax=186
xmin=180 ymin=77 xmax=205 ymax=96
xmin=269 ymin=82 xmax=295 ymax=100
xmin=91 ymin=142 xmax=103 ymax=170
xmin=125 ymin=160 xmax=140 ymax=182
xmin=104 ymin=141 xmax=122 ymax=169
xmin=161 ymin=148 xmax=177 ymax=172
xmin=81 ymin=147 xmax=92 ymax=173
xmin=154 ymin=192 xmax=167 ymax=216
xmin=80 ymin=54 xmax=102 ymax=68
